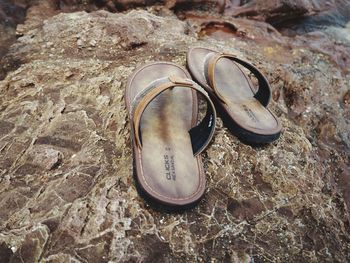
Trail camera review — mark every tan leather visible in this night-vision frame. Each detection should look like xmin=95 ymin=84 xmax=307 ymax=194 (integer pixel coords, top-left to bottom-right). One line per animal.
xmin=187 ymin=47 xmax=282 ymax=136
xmin=125 ymin=62 xmax=216 ymax=208
xmin=131 ymin=75 xmax=215 ymax=153
xmin=206 ymin=53 xmax=229 ymax=103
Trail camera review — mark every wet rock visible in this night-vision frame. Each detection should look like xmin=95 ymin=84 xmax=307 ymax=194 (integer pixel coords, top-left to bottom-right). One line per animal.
xmin=0 ymin=0 xmax=27 ymax=27
xmin=227 ymin=0 xmax=314 ymax=23
xmin=164 ymin=0 xmax=224 ymax=11
xmin=53 ymin=0 xmax=223 ymax=12
xmin=0 ymin=0 xmax=29 ymax=79
xmin=225 ymin=0 xmax=349 ymax=25
xmin=0 ymin=242 xmax=13 ymax=263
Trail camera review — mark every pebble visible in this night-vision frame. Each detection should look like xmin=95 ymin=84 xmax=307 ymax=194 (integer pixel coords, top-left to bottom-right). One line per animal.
xmin=77 ymin=39 xmax=83 ymax=47
xmin=90 ymin=39 xmax=97 ymax=47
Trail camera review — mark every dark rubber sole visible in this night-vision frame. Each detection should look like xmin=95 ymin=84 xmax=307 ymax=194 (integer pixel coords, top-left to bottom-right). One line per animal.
xmin=186 ymin=60 xmax=280 ymax=145
xmin=212 ymin=95 xmax=281 ymax=145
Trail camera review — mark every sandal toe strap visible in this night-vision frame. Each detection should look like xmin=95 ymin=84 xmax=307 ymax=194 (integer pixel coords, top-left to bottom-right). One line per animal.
xmin=130 ymin=75 xmax=217 ymax=156
xmin=204 ymin=52 xmax=271 ymax=107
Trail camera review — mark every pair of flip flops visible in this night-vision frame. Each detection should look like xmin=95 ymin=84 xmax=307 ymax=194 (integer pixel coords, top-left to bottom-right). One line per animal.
xmin=125 ymin=47 xmax=282 ymax=209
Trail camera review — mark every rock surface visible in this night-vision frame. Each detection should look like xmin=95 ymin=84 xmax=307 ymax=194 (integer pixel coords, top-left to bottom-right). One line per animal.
xmin=0 ymin=1 xmax=349 ymax=262
xmin=0 ymin=0 xmax=27 ymax=73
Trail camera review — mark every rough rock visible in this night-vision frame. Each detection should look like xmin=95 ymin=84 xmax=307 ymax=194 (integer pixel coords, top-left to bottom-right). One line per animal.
xmin=225 ymin=0 xmax=350 ymax=26
xmin=226 ymin=0 xmax=314 ymax=23
xmin=50 ymin=0 xmax=223 ymax=12
xmin=0 ymin=2 xmax=349 ymax=263
xmin=0 ymin=0 xmax=28 ymax=74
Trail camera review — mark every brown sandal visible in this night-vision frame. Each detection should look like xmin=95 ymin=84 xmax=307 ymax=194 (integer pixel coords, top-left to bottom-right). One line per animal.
xmin=125 ymin=62 xmax=216 ymax=209
xmin=187 ymin=47 xmax=282 ymax=144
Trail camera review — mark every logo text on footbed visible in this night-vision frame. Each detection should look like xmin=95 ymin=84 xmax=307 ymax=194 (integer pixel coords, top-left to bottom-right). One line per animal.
xmin=242 ymin=104 xmax=259 ymax=123
xmin=164 ymin=147 xmax=176 ymax=181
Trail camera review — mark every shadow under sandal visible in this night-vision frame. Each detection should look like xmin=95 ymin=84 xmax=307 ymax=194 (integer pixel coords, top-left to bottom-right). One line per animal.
xmin=187 ymin=47 xmax=282 ymax=144
xmin=125 ymin=62 xmax=216 ymax=210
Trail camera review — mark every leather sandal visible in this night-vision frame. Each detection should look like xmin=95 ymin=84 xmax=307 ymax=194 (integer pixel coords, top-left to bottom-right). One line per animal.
xmin=187 ymin=47 xmax=282 ymax=144
xmin=125 ymin=62 xmax=216 ymax=209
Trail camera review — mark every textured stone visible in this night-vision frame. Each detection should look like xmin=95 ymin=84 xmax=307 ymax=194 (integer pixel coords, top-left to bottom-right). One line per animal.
xmin=0 ymin=0 xmax=28 ymax=78
xmin=0 ymin=2 xmax=349 ymax=263
xmin=226 ymin=0 xmax=314 ymax=22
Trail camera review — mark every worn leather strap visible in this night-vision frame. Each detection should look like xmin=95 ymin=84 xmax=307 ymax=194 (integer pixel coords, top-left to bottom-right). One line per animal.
xmin=130 ymin=75 xmax=216 ymax=156
xmin=204 ymin=53 xmax=271 ymax=107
